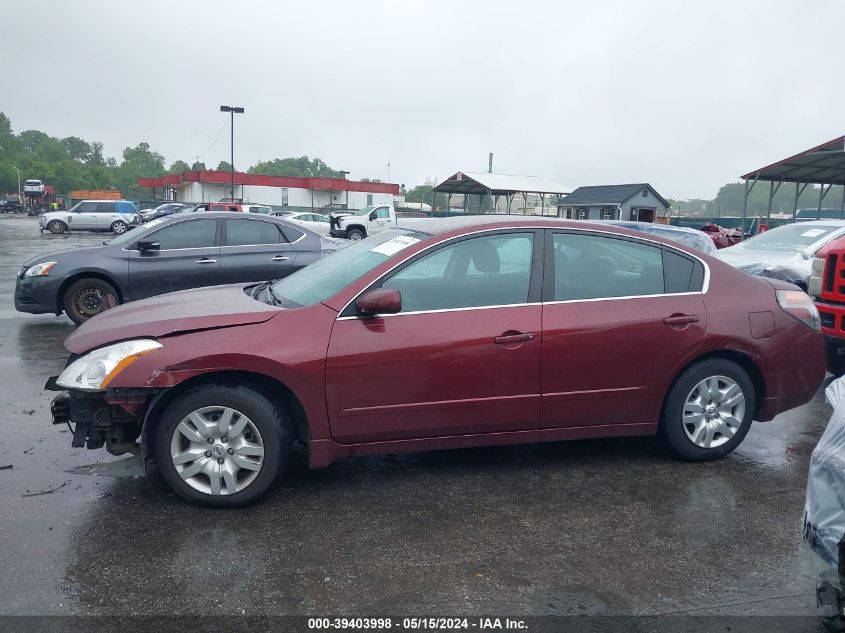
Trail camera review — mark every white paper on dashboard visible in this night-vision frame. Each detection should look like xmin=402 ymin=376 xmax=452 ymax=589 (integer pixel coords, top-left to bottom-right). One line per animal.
xmin=370 ymin=236 xmax=420 ymax=256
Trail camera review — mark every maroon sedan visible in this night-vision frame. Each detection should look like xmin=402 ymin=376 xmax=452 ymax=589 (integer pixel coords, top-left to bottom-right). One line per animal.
xmin=49 ymin=218 xmax=826 ymax=506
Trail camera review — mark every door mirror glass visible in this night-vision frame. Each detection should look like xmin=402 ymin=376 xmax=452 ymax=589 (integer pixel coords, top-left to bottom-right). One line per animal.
xmin=137 ymin=240 xmax=160 ymax=252
xmin=369 ymin=211 xmax=377 ymax=221
xmin=356 ymin=288 xmax=402 ymax=315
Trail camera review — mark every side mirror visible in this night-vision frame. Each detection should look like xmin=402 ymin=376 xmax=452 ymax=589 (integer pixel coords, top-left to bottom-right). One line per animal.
xmin=137 ymin=240 xmax=160 ymax=252
xmin=356 ymin=288 xmax=402 ymax=315
xmin=369 ymin=211 xmax=377 ymax=221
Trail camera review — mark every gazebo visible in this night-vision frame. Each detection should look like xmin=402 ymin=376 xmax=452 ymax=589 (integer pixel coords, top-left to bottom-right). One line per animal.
xmin=433 ymin=171 xmax=571 ymax=216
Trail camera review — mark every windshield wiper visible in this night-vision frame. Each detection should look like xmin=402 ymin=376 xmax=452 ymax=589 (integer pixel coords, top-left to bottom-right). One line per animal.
xmin=266 ymin=283 xmax=284 ymax=306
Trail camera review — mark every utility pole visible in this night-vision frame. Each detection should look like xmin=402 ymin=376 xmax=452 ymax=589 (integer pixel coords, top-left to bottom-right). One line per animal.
xmin=219 ymin=105 xmax=244 ymax=201
xmin=488 ymin=152 xmax=493 ymax=173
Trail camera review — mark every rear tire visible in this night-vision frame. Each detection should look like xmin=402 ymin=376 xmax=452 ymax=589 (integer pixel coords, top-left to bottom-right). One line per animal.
xmin=826 ymin=341 xmax=845 ymax=377
xmin=153 ymin=384 xmax=290 ymax=507
xmin=47 ymin=220 xmax=67 ymax=234
xmin=660 ymin=359 xmax=755 ymax=461
xmin=62 ymin=278 xmax=119 ymax=324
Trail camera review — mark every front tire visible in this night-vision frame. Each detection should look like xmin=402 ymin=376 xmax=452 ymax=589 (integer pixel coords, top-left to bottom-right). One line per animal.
xmin=346 ymin=228 xmax=365 ymax=241
xmin=660 ymin=359 xmax=755 ymax=461
xmin=111 ymin=220 xmax=127 ymax=234
xmin=154 ymin=384 xmax=290 ymax=507
xmin=62 ymin=278 xmax=119 ymax=324
xmin=47 ymin=220 xmax=67 ymax=234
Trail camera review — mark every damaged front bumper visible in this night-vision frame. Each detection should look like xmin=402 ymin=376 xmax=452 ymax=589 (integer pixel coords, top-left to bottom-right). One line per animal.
xmin=46 ymin=376 xmax=160 ymax=457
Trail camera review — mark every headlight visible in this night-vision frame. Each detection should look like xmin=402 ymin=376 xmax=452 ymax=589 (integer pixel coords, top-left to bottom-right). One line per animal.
xmin=56 ymin=339 xmax=162 ymax=391
xmin=23 ymin=261 xmax=57 ymax=277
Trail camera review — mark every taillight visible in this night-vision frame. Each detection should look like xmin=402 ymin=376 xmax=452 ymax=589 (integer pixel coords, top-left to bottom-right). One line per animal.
xmin=777 ymin=289 xmax=820 ymax=331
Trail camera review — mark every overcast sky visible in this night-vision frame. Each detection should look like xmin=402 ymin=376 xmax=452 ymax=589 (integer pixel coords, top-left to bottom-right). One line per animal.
xmin=3 ymin=0 xmax=844 ymax=199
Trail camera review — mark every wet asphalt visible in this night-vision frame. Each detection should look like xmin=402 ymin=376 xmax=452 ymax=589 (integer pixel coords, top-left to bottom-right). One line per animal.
xmin=0 ymin=215 xmax=834 ymax=627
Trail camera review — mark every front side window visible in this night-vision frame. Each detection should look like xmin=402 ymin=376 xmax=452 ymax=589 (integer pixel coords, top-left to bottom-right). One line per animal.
xmin=225 ymin=219 xmax=283 ymax=246
xmin=381 ymin=233 xmax=534 ymax=312
xmin=145 ymin=219 xmax=217 ymax=250
xmin=75 ymin=202 xmax=98 ymax=213
xmin=376 ymin=207 xmax=390 ymax=219
xmin=551 ymin=232 xmax=664 ymax=301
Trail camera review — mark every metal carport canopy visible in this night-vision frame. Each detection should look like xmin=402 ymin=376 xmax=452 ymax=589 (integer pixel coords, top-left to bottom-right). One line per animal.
xmin=741 ymin=135 xmax=845 ymax=185
xmin=739 ymin=135 xmax=845 ymax=229
xmin=433 ymin=171 xmax=571 ymax=196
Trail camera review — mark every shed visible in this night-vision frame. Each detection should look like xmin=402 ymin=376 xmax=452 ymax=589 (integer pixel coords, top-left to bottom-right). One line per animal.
xmin=558 ymin=184 xmax=670 ymax=222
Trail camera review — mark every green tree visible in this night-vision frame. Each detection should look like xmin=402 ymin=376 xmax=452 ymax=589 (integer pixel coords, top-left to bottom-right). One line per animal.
xmin=216 ymin=160 xmax=232 ymax=171
xmin=169 ymin=160 xmax=190 ymax=174
xmin=115 ymin=142 xmax=165 ymax=199
xmin=248 ymin=156 xmax=342 ymax=178
xmin=406 ymin=184 xmax=448 ymax=210
xmin=61 ymin=136 xmax=92 ymax=162
xmin=191 ymin=161 xmax=206 ymax=171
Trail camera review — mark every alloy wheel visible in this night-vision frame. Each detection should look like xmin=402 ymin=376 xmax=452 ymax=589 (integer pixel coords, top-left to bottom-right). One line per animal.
xmin=682 ymin=375 xmax=745 ymax=449
xmin=170 ymin=406 xmax=265 ymax=496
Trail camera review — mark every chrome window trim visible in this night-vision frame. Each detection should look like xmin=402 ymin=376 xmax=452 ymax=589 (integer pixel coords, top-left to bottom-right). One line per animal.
xmin=334 ymin=225 xmax=711 ymax=320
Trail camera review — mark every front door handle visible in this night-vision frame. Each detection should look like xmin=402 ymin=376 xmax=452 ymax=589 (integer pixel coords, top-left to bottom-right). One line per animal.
xmin=271 ymin=256 xmax=290 ymax=262
xmin=663 ymin=314 xmax=700 ymax=326
xmin=195 ymin=258 xmax=217 ymax=264
xmin=494 ymin=332 xmax=535 ymax=345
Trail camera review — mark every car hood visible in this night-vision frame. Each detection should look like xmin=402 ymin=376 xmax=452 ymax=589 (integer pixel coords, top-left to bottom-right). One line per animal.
xmin=718 ymin=246 xmax=812 ymax=284
xmin=22 ymin=245 xmax=106 ymax=269
xmin=65 ymin=283 xmax=281 ymax=354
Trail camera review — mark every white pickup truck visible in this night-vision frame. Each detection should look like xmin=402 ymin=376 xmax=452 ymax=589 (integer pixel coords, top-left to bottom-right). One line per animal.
xmin=329 ymin=205 xmax=403 ymax=241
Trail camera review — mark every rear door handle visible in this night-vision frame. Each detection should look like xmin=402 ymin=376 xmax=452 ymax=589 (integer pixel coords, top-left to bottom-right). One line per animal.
xmin=271 ymin=256 xmax=290 ymax=262
xmin=195 ymin=258 xmax=217 ymax=264
xmin=663 ymin=314 xmax=700 ymax=325
xmin=494 ymin=332 xmax=535 ymax=345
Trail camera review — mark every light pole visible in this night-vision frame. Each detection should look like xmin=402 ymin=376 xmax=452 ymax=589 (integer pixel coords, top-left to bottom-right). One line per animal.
xmin=219 ymin=105 xmax=244 ymax=201
xmin=12 ymin=166 xmax=20 ymax=198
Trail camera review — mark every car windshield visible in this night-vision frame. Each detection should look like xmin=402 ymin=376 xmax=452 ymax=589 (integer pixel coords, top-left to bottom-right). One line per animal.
xmin=736 ymin=224 xmax=843 ymax=253
xmin=108 ymin=217 xmax=167 ymax=246
xmin=269 ymin=228 xmax=429 ymax=308
xmin=355 ymin=205 xmax=375 ymax=216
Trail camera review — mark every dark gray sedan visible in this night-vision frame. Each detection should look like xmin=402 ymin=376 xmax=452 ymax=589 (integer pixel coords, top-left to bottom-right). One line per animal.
xmin=15 ymin=212 xmax=345 ymax=324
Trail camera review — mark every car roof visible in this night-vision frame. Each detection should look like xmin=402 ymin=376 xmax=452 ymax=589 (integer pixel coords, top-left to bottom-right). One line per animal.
xmin=398 ymin=215 xmax=684 ymax=235
xmin=780 ymin=219 xmax=845 ymax=226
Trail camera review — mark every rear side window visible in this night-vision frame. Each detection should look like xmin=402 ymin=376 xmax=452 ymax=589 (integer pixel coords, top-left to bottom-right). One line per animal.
xmin=662 ymin=250 xmax=704 ymax=293
xmin=95 ymin=202 xmax=114 ymax=213
xmin=147 ymin=219 xmax=217 ymax=250
xmin=280 ymin=225 xmax=304 ymax=242
xmin=225 ymin=219 xmax=283 ymax=246
xmin=551 ymin=233 xmax=664 ymax=301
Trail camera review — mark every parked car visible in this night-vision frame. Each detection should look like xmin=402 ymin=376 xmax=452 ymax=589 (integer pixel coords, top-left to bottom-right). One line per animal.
xmin=283 ymin=212 xmax=332 ymax=235
xmin=188 ymin=202 xmax=243 ymax=213
xmin=139 ymin=203 xmax=187 ymax=223
xmin=330 ymin=204 xmax=401 ymax=241
xmin=604 ymin=221 xmax=718 ymax=255
xmin=719 ymin=221 xmax=845 ymax=290
xmin=47 ymin=217 xmax=824 ymax=506
xmin=243 ymin=204 xmax=273 ymax=215
xmin=699 ymin=223 xmax=744 ymax=249
xmin=795 ymin=208 xmax=845 ymax=222
xmin=17 ymin=212 xmax=342 ymax=324
xmin=39 ymin=200 xmax=140 ymax=235
xmin=804 ymin=377 xmax=845 ymax=630
xmin=1 ymin=193 xmax=24 ymax=213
